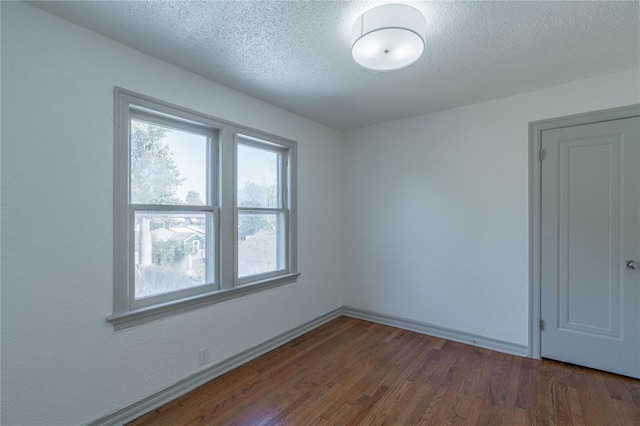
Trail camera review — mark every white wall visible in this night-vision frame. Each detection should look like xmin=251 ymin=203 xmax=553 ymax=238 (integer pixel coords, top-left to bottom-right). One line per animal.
xmin=343 ymin=68 xmax=640 ymax=347
xmin=0 ymin=3 xmax=343 ymax=425
xmin=3 ymin=1 xmax=640 ymax=424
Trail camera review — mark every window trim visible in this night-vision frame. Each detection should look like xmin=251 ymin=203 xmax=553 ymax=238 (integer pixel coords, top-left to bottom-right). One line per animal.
xmin=110 ymin=88 xmax=299 ymax=331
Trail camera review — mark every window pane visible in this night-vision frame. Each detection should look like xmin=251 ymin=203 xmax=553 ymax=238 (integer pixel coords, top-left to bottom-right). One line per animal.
xmin=237 ymin=144 xmax=279 ymax=208
xmin=238 ymin=213 xmax=284 ymax=278
xmin=134 ymin=212 xmax=213 ymax=299
xmin=131 ymin=118 xmax=208 ymax=205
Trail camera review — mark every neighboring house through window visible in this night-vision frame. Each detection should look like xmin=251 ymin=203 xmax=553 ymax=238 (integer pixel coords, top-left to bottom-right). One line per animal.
xmin=110 ymin=88 xmax=298 ymax=330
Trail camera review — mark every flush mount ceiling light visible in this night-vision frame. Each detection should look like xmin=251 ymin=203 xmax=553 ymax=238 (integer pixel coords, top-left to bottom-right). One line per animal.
xmin=351 ymin=4 xmax=426 ymax=71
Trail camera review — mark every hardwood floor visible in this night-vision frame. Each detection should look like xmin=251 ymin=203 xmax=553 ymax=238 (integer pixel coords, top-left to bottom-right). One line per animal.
xmin=129 ymin=317 xmax=640 ymax=425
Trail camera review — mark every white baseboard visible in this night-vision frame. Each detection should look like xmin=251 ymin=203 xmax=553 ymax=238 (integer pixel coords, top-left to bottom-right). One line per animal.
xmin=86 ymin=308 xmax=342 ymax=426
xmin=87 ymin=305 xmax=528 ymax=425
xmin=342 ymin=305 xmax=528 ymax=357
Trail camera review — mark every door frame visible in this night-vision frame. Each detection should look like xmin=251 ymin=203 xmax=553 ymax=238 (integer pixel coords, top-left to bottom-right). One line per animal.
xmin=528 ymin=104 xmax=640 ymax=359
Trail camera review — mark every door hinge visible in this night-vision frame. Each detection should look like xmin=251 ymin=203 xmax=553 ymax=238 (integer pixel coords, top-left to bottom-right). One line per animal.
xmin=539 ymin=149 xmax=545 ymax=161
xmin=540 ymin=319 xmax=545 ymax=331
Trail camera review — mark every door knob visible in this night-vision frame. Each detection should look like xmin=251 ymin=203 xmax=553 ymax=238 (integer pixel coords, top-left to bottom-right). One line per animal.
xmin=626 ymin=260 xmax=640 ymax=270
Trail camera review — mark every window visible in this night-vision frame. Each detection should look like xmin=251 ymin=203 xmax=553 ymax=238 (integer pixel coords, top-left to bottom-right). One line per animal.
xmin=110 ymin=89 xmax=298 ymax=330
xmin=236 ymin=139 xmax=288 ymax=280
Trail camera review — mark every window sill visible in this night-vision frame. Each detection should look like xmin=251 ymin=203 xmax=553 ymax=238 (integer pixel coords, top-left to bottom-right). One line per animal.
xmin=107 ymin=272 xmax=300 ymax=331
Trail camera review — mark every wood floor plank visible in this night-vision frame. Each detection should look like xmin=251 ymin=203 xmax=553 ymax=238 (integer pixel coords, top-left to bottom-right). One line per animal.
xmin=383 ymin=379 xmax=433 ymax=425
xmin=128 ymin=317 xmax=640 ymax=426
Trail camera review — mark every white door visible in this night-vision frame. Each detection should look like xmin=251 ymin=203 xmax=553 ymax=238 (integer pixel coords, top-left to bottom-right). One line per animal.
xmin=541 ymin=117 xmax=640 ymax=378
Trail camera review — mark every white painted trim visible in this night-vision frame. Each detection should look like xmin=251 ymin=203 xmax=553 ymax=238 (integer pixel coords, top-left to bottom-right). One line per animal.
xmin=528 ymin=104 xmax=640 ymax=360
xmin=342 ymin=306 xmax=528 ymax=357
xmin=108 ymin=273 xmax=301 ymax=331
xmin=87 ymin=308 xmax=342 ymax=426
xmin=111 ymin=87 xmax=300 ymax=330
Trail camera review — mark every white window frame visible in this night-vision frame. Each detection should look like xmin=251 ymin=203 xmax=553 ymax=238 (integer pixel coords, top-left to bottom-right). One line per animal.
xmin=127 ymin=112 xmax=219 ymax=309
xmin=109 ymin=88 xmax=299 ymax=330
xmin=235 ymin=136 xmax=292 ymax=284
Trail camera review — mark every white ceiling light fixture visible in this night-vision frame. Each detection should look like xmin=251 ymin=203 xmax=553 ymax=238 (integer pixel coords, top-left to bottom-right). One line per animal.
xmin=351 ymin=4 xmax=426 ymax=72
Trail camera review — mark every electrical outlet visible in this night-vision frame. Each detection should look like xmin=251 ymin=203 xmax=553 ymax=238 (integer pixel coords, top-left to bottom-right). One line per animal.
xmin=199 ymin=348 xmax=209 ymax=366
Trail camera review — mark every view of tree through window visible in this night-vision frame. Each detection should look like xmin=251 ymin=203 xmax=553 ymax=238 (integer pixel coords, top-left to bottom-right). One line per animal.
xmin=130 ymin=119 xmax=211 ymax=298
xmin=113 ymin=90 xmax=297 ymax=327
xmin=237 ymin=143 xmax=284 ymax=277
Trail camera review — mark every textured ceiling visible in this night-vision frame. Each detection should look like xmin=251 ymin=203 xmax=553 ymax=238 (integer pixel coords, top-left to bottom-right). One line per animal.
xmin=27 ymin=1 xmax=640 ymax=131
